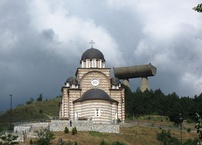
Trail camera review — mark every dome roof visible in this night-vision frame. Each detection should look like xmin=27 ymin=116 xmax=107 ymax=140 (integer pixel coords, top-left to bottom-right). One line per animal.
xmin=74 ymin=89 xmax=117 ymax=102
xmin=81 ymin=48 xmax=105 ymax=61
xmin=111 ymin=77 xmax=120 ymax=86
xmin=65 ymin=77 xmax=78 ymax=85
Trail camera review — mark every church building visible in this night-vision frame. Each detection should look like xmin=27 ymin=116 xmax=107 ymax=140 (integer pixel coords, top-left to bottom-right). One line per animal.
xmin=59 ymin=45 xmax=125 ymax=124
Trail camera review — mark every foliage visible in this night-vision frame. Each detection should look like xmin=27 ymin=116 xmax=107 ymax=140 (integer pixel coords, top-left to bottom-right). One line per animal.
xmin=26 ymin=97 xmax=34 ymax=105
xmin=34 ymin=128 xmax=55 ymax=145
xmin=100 ymin=140 xmax=126 ymax=145
xmin=30 ymin=139 xmax=33 ymax=144
xmin=0 ymin=97 xmax=61 ymax=123
xmin=37 ymin=93 xmax=43 ymax=102
xmin=64 ymin=126 xmax=69 ymax=134
xmin=156 ymin=129 xmax=180 ymax=145
xmin=112 ymin=141 xmax=126 ymax=145
xmin=182 ymin=139 xmax=198 ymax=145
xmin=64 ymin=140 xmax=77 ymax=145
xmin=100 ymin=140 xmax=110 ymax=145
xmin=39 ymin=109 xmax=43 ymax=113
xmin=125 ymin=86 xmax=202 ymax=123
xmin=0 ymin=133 xmax=18 ymax=144
xmin=0 ymin=123 xmax=11 ymax=132
xmin=193 ymin=3 xmax=202 ymax=12
xmin=72 ymin=127 xmax=77 ymax=135
xmin=195 ymin=113 xmax=202 ymax=144
xmin=187 ymin=128 xmax=191 ymax=133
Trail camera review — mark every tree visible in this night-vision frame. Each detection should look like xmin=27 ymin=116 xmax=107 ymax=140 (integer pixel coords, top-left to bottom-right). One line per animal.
xmin=195 ymin=113 xmax=202 ymax=144
xmin=34 ymin=128 xmax=55 ymax=145
xmin=64 ymin=126 xmax=69 ymax=134
xmin=26 ymin=97 xmax=34 ymax=105
xmin=72 ymin=127 xmax=77 ymax=135
xmin=193 ymin=3 xmax=202 ymax=12
xmin=37 ymin=93 xmax=43 ymax=102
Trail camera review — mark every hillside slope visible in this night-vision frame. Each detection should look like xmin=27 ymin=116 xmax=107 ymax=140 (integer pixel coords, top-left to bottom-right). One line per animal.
xmin=0 ymin=97 xmax=61 ymax=123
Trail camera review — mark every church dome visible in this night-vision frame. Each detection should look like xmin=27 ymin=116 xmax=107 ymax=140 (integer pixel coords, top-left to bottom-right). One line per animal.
xmin=81 ymin=48 xmax=105 ymax=61
xmin=111 ymin=77 xmax=120 ymax=86
xmin=65 ymin=77 xmax=78 ymax=85
xmin=74 ymin=89 xmax=117 ymax=102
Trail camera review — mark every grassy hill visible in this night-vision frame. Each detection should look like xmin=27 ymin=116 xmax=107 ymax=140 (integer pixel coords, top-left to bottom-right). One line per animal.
xmin=21 ymin=123 xmax=198 ymax=145
xmin=0 ymin=97 xmax=199 ymax=145
xmin=0 ymin=97 xmax=61 ymax=124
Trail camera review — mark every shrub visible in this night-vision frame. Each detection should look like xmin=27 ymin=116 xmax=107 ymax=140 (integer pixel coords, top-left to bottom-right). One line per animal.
xmin=187 ymin=128 xmax=191 ymax=133
xmin=30 ymin=139 xmax=33 ymax=144
xmin=183 ymin=138 xmax=198 ymax=145
xmin=64 ymin=126 xmax=69 ymax=134
xmin=34 ymin=128 xmax=55 ymax=145
xmin=65 ymin=140 xmax=77 ymax=145
xmin=112 ymin=141 xmax=126 ymax=145
xmin=72 ymin=127 xmax=77 ymax=135
xmin=39 ymin=109 xmax=43 ymax=113
xmin=100 ymin=140 xmax=110 ymax=145
xmin=157 ymin=130 xmax=180 ymax=145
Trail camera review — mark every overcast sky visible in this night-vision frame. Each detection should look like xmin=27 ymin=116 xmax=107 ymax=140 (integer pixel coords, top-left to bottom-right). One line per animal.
xmin=0 ymin=0 xmax=202 ymax=111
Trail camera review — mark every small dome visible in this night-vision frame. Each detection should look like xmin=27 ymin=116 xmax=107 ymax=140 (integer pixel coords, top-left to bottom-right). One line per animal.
xmin=65 ymin=77 xmax=78 ymax=85
xmin=74 ymin=89 xmax=117 ymax=102
xmin=111 ymin=77 xmax=120 ymax=86
xmin=81 ymin=48 xmax=105 ymax=61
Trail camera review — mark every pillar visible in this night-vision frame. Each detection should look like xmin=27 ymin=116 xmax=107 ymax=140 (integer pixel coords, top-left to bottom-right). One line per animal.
xmin=140 ymin=77 xmax=150 ymax=92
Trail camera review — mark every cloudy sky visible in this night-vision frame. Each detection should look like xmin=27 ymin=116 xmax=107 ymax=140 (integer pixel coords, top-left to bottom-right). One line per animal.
xmin=0 ymin=0 xmax=202 ymax=111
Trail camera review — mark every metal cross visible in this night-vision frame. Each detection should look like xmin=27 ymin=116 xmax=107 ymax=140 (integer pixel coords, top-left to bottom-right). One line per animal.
xmin=89 ymin=40 xmax=95 ymax=48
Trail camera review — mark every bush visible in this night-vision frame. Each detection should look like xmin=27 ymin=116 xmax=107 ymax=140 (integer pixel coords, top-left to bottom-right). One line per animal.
xmin=34 ymin=128 xmax=55 ymax=145
xmin=72 ymin=127 xmax=77 ymax=135
xmin=187 ymin=128 xmax=191 ymax=133
xmin=112 ymin=141 xmax=126 ymax=145
xmin=30 ymin=139 xmax=33 ymax=144
xmin=39 ymin=109 xmax=43 ymax=113
xmin=65 ymin=140 xmax=77 ymax=145
xmin=100 ymin=140 xmax=110 ymax=145
xmin=157 ymin=130 xmax=180 ymax=145
xmin=182 ymin=138 xmax=198 ymax=145
xmin=64 ymin=126 xmax=69 ymax=134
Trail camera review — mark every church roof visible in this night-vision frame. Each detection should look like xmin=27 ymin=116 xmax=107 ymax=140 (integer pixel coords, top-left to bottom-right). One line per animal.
xmin=111 ymin=77 xmax=120 ymax=85
xmin=65 ymin=77 xmax=78 ymax=85
xmin=81 ymin=48 xmax=105 ymax=61
xmin=74 ymin=89 xmax=117 ymax=103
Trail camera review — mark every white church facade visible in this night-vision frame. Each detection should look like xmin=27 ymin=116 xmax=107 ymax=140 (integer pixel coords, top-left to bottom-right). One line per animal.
xmin=59 ymin=46 xmax=125 ymax=124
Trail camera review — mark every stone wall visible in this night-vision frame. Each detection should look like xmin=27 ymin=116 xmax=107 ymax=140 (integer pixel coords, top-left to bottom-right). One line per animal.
xmin=50 ymin=120 xmax=119 ymax=133
xmin=14 ymin=120 xmax=120 ymax=137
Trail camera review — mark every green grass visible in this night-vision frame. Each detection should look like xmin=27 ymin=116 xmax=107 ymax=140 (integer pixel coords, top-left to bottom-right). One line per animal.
xmin=89 ymin=131 xmax=108 ymax=138
xmin=0 ymin=97 xmax=61 ymax=124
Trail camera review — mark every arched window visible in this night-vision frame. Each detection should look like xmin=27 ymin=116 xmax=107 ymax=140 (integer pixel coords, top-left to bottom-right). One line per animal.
xmin=98 ymin=60 xmax=102 ymax=68
xmin=92 ymin=59 xmax=97 ymax=68
xmin=86 ymin=59 xmax=90 ymax=68
xmin=81 ymin=61 xmax=85 ymax=68
xmin=103 ymin=62 xmax=106 ymax=68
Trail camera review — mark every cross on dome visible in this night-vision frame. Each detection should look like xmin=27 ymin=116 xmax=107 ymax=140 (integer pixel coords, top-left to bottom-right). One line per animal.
xmin=89 ymin=40 xmax=95 ymax=48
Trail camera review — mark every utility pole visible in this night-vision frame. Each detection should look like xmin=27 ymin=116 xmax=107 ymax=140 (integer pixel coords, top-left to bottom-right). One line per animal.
xmin=179 ymin=113 xmax=183 ymax=144
xmin=9 ymin=94 xmax=13 ymax=128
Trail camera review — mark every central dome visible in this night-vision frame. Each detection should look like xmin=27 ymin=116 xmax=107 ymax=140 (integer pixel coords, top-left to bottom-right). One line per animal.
xmin=74 ymin=89 xmax=117 ymax=102
xmin=81 ymin=48 xmax=105 ymax=61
